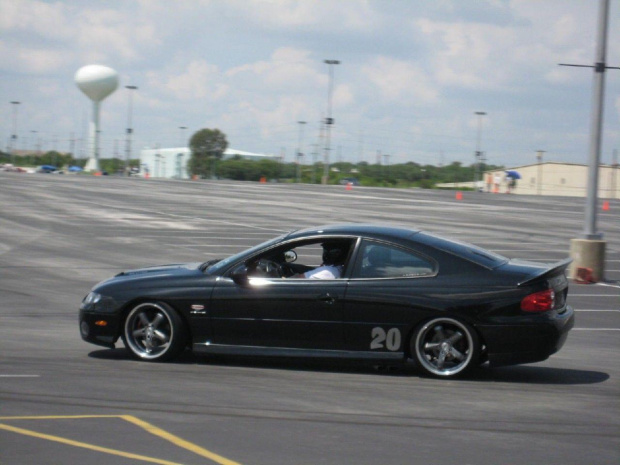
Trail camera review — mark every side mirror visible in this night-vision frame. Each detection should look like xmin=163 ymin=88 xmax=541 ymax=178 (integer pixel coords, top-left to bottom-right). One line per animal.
xmin=230 ymin=265 xmax=249 ymax=285
xmin=284 ymin=250 xmax=297 ymax=263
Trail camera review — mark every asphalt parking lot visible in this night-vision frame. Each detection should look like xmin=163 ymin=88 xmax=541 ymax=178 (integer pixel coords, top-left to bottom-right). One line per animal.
xmin=1 ymin=173 xmax=619 ymax=465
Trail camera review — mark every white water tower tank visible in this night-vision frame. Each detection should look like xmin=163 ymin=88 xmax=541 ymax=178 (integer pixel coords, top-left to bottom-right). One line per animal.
xmin=75 ymin=65 xmax=119 ymax=171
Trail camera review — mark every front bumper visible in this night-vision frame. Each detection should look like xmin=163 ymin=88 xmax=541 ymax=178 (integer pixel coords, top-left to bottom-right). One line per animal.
xmin=477 ymin=305 xmax=575 ymax=367
xmin=79 ymin=309 xmax=122 ymax=349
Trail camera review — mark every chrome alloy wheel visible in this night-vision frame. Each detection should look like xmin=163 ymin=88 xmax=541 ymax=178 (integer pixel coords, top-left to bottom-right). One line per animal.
xmin=124 ymin=302 xmax=182 ymax=361
xmin=413 ymin=317 xmax=479 ymax=377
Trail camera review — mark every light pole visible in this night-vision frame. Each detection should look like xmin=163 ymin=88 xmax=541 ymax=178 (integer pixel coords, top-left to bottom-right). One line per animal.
xmin=563 ymin=0 xmax=617 ymax=282
xmin=176 ymin=153 xmax=184 ymax=179
xmin=536 ymin=150 xmax=545 ymax=195
xmin=30 ymin=130 xmax=38 ymax=153
xmin=323 ymin=59 xmax=340 ymax=185
xmin=9 ymin=101 xmax=21 ymax=165
xmin=474 ymin=111 xmax=486 ymax=191
xmin=179 ymin=126 xmax=187 ymax=147
xmin=296 ymin=121 xmax=306 ymax=183
xmin=583 ymin=0 xmax=610 ymax=240
xmin=124 ymin=85 xmax=138 ymax=174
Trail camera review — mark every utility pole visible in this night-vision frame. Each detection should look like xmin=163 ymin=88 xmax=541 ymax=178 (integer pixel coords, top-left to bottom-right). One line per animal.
xmin=296 ymin=121 xmax=306 ymax=183
xmin=9 ymin=101 xmax=20 ymax=165
xmin=536 ymin=150 xmax=545 ymax=195
xmin=564 ymin=0 xmax=618 ymax=282
xmin=125 ymin=85 xmax=138 ymax=173
xmin=179 ymin=126 xmax=187 ymax=147
xmin=322 ymin=59 xmax=340 ymax=184
xmin=69 ymin=132 xmax=75 ymax=158
xmin=612 ymin=149 xmax=618 ymax=199
xmin=315 ymin=117 xmax=325 ymax=185
xmin=473 ymin=111 xmax=486 ymax=192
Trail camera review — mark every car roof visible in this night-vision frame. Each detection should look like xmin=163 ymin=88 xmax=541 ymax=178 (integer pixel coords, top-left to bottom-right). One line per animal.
xmin=285 ymin=224 xmax=420 ymax=241
xmin=284 ymin=224 xmax=508 ymax=269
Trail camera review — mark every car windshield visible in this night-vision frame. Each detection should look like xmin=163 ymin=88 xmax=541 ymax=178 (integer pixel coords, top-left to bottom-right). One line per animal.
xmin=202 ymin=233 xmax=288 ymax=275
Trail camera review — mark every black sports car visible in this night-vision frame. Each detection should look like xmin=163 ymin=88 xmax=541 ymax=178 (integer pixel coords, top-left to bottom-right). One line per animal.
xmin=79 ymin=224 xmax=574 ymax=378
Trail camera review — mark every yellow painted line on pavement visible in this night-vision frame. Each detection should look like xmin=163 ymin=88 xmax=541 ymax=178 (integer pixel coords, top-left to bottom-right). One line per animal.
xmin=0 ymin=415 xmax=119 ymax=420
xmin=122 ymin=415 xmax=242 ymax=465
xmin=0 ymin=423 xmax=184 ymax=465
xmin=0 ymin=415 xmax=243 ymax=465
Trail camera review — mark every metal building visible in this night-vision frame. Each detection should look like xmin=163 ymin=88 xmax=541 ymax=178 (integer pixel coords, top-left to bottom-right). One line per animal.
xmin=484 ymin=162 xmax=619 ymax=199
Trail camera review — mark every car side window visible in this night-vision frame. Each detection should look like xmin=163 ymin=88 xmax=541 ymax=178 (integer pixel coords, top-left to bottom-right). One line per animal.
xmin=247 ymin=238 xmax=355 ymax=279
xmin=353 ymin=241 xmax=435 ymax=278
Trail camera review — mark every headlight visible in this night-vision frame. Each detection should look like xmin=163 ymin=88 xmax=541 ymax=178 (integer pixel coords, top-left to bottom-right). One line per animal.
xmin=83 ymin=292 xmax=102 ymax=306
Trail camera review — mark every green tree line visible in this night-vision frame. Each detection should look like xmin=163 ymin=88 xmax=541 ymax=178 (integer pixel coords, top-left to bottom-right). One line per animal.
xmin=213 ymin=158 xmax=501 ymax=188
xmin=1 ymin=148 xmax=499 ymax=188
xmin=184 ymin=127 xmax=502 ymax=188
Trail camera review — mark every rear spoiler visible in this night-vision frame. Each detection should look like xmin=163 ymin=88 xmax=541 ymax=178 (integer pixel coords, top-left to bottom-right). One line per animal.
xmin=517 ymin=258 xmax=573 ymax=287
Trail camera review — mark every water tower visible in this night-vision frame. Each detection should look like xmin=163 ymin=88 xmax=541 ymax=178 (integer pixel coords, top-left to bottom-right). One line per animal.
xmin=75 ymin=65 xmax=119 ymax=172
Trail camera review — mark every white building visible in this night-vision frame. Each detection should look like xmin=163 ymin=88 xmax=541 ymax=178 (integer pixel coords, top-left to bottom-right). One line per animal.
xmin=484 ymin=162 xmax=619 ymax=199
xmin=139 ymin=147 xmax=279 ymax=179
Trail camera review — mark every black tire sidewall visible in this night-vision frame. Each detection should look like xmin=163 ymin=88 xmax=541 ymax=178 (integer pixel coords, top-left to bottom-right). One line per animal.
xmin=411 ymin=317 xmax=480 ymax=378
xmin=123 ymin=301 xmax=187 ymax=362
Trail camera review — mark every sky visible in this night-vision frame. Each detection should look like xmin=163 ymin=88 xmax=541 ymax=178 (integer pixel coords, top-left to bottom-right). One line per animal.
xmin=1 ymin=0 xmax=619 ymax=168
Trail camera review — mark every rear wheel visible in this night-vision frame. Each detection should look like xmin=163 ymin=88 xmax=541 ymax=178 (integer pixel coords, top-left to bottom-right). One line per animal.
xmin=123 ymin=302 xmax=187 ymax=361
xmin=412 ymin=317 xmax=480 ymax=378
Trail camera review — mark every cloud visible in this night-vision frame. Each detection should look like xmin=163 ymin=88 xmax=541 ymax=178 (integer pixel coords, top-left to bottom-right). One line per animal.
xmin=0 ymin=0 xmax=71 ymax=39
xmin=223 ymin=0 xmax=375 ymax=31
xmin=149 ymin=60 xmax=228 ymax=101
xmin=361 ymin=56 xmax=439 ymax=104
xmin=228 ymin=48 xmax=322 ymax=92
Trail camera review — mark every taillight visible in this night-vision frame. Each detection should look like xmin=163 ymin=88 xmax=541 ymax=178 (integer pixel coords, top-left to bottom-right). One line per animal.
xmin=521 ymin=289 xmax=555 ymax=312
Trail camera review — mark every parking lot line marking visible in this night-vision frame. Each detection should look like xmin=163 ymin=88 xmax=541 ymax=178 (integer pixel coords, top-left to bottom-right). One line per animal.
xmin=572 ymin=328 xmax=620 ymax=331
xmin=0 ymin=423 xmax=184 ymax=465
xmin=0 ymin=375 xmax=40 ymax=378
xmin=596 ymin=282 xmax=620 ymax=289
xmin=121 ymin=415 xmax=242 ymax=465
xmin=575 ymin=309 xmax=620 ymax=312
xmin=0 ymin=415 xmax=243 ymax=465
xmin=570 ymin=294 xmax=619 ymax=297
xmin=0 ymin=415 xmax=119 ymax=420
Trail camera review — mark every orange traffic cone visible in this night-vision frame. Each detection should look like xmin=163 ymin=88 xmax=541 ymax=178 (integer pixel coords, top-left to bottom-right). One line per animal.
xmin=455 ymin=191 xmax=463 ymax=200
xmin=346 ymin=182 xmax=352 ymax=190
xmin=602 ymin=200 xmax=610 ymax=211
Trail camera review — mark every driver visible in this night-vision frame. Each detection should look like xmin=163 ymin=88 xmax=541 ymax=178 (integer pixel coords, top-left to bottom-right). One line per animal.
xmin=291 ymin=242 xmax=347 ymax=279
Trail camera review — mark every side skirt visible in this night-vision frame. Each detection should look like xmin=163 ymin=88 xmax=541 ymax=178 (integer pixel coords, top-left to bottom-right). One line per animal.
xmin=193 ymin=343 xmax=405 ymax=361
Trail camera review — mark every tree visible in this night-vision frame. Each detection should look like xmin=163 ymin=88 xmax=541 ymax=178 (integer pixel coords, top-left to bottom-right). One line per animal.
xmin=188 ymin=128 xmax=228 ymax=178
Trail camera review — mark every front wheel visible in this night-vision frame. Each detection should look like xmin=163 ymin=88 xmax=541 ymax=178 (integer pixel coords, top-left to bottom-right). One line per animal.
xmin=122 ymin=301 xmax=187 ymax=361
xmin=411 ymin=317 xmax=480 ymax=378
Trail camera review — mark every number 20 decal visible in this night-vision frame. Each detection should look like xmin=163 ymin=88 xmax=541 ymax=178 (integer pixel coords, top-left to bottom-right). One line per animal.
xmin=370 ymin=327 xmax=402 ymax=351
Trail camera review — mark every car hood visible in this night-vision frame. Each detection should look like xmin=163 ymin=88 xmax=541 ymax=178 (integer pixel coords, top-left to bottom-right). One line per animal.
xmin=94 ymin=262 xmax=205 ymax=290
xmin=115 ymin=262 xmax=203 ymax=277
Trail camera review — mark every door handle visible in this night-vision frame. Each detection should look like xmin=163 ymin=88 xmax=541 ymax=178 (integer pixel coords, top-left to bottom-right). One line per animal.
xmin=318 ymin=293 xmax=336 ymax=304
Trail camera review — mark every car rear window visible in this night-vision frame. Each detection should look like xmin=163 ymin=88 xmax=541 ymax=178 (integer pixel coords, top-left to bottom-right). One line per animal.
xmin=414 ymin=232 xmax=508 ymax=269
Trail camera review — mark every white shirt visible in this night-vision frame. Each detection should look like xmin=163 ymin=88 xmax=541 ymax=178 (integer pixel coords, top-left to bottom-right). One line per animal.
xmin=304 ymin=265 xmax=343 ymax=279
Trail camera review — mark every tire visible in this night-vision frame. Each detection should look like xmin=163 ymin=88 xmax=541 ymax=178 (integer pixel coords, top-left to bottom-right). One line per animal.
xmin=122 ymin=301 xmax=187 ymax=361
xmin=411 ymin=317 xmax=480 ymax=378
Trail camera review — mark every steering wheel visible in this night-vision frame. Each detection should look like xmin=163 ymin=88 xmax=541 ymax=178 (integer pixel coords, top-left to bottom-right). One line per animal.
xmin=257 ymin=259 xmax=284 ymax=278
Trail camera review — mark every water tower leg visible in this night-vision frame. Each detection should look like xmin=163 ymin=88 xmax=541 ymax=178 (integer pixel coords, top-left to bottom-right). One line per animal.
xmin=91 ymin=101 xmax=101 ymax=172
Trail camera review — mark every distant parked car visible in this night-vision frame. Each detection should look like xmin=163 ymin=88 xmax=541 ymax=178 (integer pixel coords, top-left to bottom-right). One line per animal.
xmin=339 ymin=177 xmax=360 ymax=186
xmin=36 ymin=165 xmax=58 ymax=173
xmin=0 ymin=164 xmax=25 ymax=173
